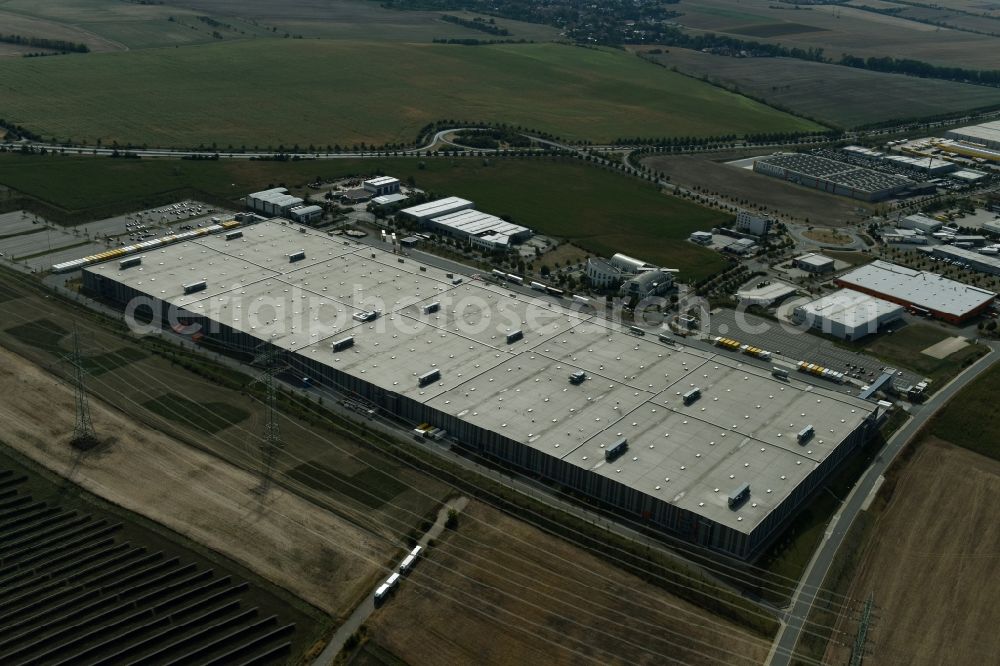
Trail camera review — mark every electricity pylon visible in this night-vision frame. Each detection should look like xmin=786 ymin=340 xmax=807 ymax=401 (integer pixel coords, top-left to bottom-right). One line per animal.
xmin=65 ymin=327 xmax=98 ymax=449
xmin=249 ymin=346 xmax=285 ymax=494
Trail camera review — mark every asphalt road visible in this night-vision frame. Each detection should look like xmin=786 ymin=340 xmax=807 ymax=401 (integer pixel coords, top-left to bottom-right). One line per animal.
xmin=765 ymin=343 xmax=999 ymax=666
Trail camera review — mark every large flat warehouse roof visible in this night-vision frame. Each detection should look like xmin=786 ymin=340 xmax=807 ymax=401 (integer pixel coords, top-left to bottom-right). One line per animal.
xmin=84 ymin=220 xmax=877 ymax=535
xmin=836 ymin=260 xmax=995 ymax=317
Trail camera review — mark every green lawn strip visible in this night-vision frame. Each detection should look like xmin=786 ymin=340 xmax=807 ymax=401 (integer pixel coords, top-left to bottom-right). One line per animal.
xmin=4 ymin=318 xmax=69 ymax=353
xmin=141 ymin=392 xmax=250 ymax=435
xmin=929 ymin=362 xmax=1000 ymax=461
xmin=0 ymin=154 xmax=733 ymax=281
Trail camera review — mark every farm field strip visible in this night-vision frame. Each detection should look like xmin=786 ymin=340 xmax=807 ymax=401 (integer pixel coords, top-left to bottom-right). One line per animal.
xmin=0 ymin=40 xmax=821 ymax=148
xmin=641 ymin=48 xmax=1000 ymax=128
xmin=0 ymin=154 xmax=731 ymax=280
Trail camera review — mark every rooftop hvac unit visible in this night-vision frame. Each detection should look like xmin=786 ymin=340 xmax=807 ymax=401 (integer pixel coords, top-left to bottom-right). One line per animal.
xmin=352 ymin=310 xmax=380 ymax=323
xmin=605 ymin=437 xmax=628 ymax=462
xmin=119 ymin=256 xmax=142 ymax=270
xmin=506 ymin=330 xmax=524 ymax=344
xmin=225 ymin=231 xmax=243 ymax=241
xmin=682 ymin=388 xmax=701 ymax=405
xmin=569 ymin=370 xmax=586 ymax=385
xmin=288 ymin=250 xmax=306 ymax=262
xmin=422 ymin=301 xmax=440 ymax=315
xmin=418 ymin=369 xmax=441 ymax=386
xmin=331 ymin=336 xmax=355 ymax=352
xmin=183 ymin=280 xmax=206 ymax=294
xmin=797 ymin=425 xmax=815 ymax=443
xmin=728 ymin=483 xmax=750 ymax=509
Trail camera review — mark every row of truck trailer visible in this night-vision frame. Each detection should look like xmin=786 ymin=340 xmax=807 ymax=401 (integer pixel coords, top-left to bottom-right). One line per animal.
xmin=712 ymin=337 xmax=846 ymax=384
xmin=373 ymin=545 xmax=423 ymax=606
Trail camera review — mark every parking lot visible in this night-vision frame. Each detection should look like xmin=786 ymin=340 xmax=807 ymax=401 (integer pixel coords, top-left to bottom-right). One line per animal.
xmin=0 ymin=202 xmax=235 ymax=273
xmin=705 ymin=308 xmax=923 ymax=388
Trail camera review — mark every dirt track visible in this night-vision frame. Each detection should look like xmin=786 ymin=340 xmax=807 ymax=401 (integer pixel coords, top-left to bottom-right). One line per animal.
xmin=0 ymin=345 xmax=383 ymax=618
xmin=829 ymin=437 xmax=1000 ymax=665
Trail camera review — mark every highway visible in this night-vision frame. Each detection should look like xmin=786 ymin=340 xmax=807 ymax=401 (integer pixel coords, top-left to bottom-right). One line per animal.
xmin=765 ymin=343 xmax=999 ymax=666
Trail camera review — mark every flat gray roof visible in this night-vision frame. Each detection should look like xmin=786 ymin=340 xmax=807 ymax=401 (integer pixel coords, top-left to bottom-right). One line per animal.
xmin=795 ymin=289 xmax=903 ymax=329
xmin=837 ymin=260 xmax=995 ymax=317
xmin=400 ymin=197 xmax=474 ymax=219
xmin=84 ymin=220 xmax=877 ymax=534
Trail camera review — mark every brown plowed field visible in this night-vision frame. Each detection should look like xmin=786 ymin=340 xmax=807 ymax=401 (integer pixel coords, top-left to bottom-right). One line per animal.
xmin=827 ymin=437 xmax=1000 ymax=665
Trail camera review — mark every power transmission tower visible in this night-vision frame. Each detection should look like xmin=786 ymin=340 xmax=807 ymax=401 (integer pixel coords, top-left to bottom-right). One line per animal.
xmin=850 ymin=592 xmax=875 ymax=666
xmin=250 ymin=346 xmax=285 ymax=495
xmin=66 ymin=327 xmax=99 ymax=449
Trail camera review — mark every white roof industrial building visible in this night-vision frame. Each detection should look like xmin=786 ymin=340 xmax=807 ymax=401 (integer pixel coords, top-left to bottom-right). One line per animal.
xmin=899 ymin=213 xmax=942 ymax=233
xmin=794 ymin=253 xmax=835 ymax=273
xmin=793 ymin=289 xmax=904 ymax=340
xmin=835 ymin=260 xmax=995 ymax=323
xmin=930 ymin=244 xmax=1000 ymax=276
xmin=400 ymin=197 xmax=474 ymax=222
xmin=425 ymin=209 xmax=531 ymax=248
xmin=945 ymin=120 xmax=1000 ymax=151
xmin=79 ymin=219 xmax=880 ymax=561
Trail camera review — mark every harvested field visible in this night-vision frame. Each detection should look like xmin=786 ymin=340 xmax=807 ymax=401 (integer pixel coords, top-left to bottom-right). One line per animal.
xmin=0 ymin=343 xmax=387 ymax=618
xmin=643 ymin=154 xmax=873 ymax=227
xmin=827 ymin=437 xmax=1000 ymax=665
xmin=0 ymin=9 xmax=125 ymax=53
xmin=675 ymin=0 xmax=1000 ymax=68
xmin=640 ymin=48 xmax=1000 ymax=128
xmin=365 ymin=501 xmax=771 ymax=666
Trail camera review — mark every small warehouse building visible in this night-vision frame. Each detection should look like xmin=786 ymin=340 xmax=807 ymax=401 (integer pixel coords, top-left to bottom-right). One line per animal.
xmin=364 ymin=176 xmax=401 ymax=196
xmin=835 ymin=260 xmax=995 ymax=323
xmin=400 ymin=197 xmax=475 ymax=223
xmin=792 ymin=289 xmax=904 ymax=340
xmin=247 ymin=188 xmax=305 ymax=217
xmin=931 ymin=245 xmax=1000 ymax=275
xmin=289 ymin=204 xmax=323 ymax=224
xmin=690 ymin=231 xmax=713 ymax=245
xmin=424 ymin=209 xmax=532 ymax=250
xmin=793 ymin=253 xmax=835 ymax=274
xmin=899 ymin=213 xmax=943 ymax=234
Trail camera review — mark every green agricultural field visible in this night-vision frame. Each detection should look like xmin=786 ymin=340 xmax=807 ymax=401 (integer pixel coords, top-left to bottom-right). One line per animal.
xmin=642 ymin=48 xmax=1000 ymax=128
xmin=0 ymin=40 xmax=821 ymax=148
xmin=850 ymin=323 xmax=987 ymax=387
xmin=930 ymin=361 xmax=1000 ymax=461
xmin=142 ymin=393 xmax=250 ymax=435
xmin=0 ymin=153 xmax=730 ymax=280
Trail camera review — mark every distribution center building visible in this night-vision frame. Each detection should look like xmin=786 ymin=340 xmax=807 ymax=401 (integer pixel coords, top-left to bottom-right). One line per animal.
xmin=835 ymin=260 xmax=995 ymax=323
xmin=80 ymin=220 xmax=879 ymax=561
xmin=753 ymin=153 xmax=912 ymax=202
xmin=945 ymin=120 xmax=1000 ymax=151
xmin=792 ymin=289 xmax=904 ymax=340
